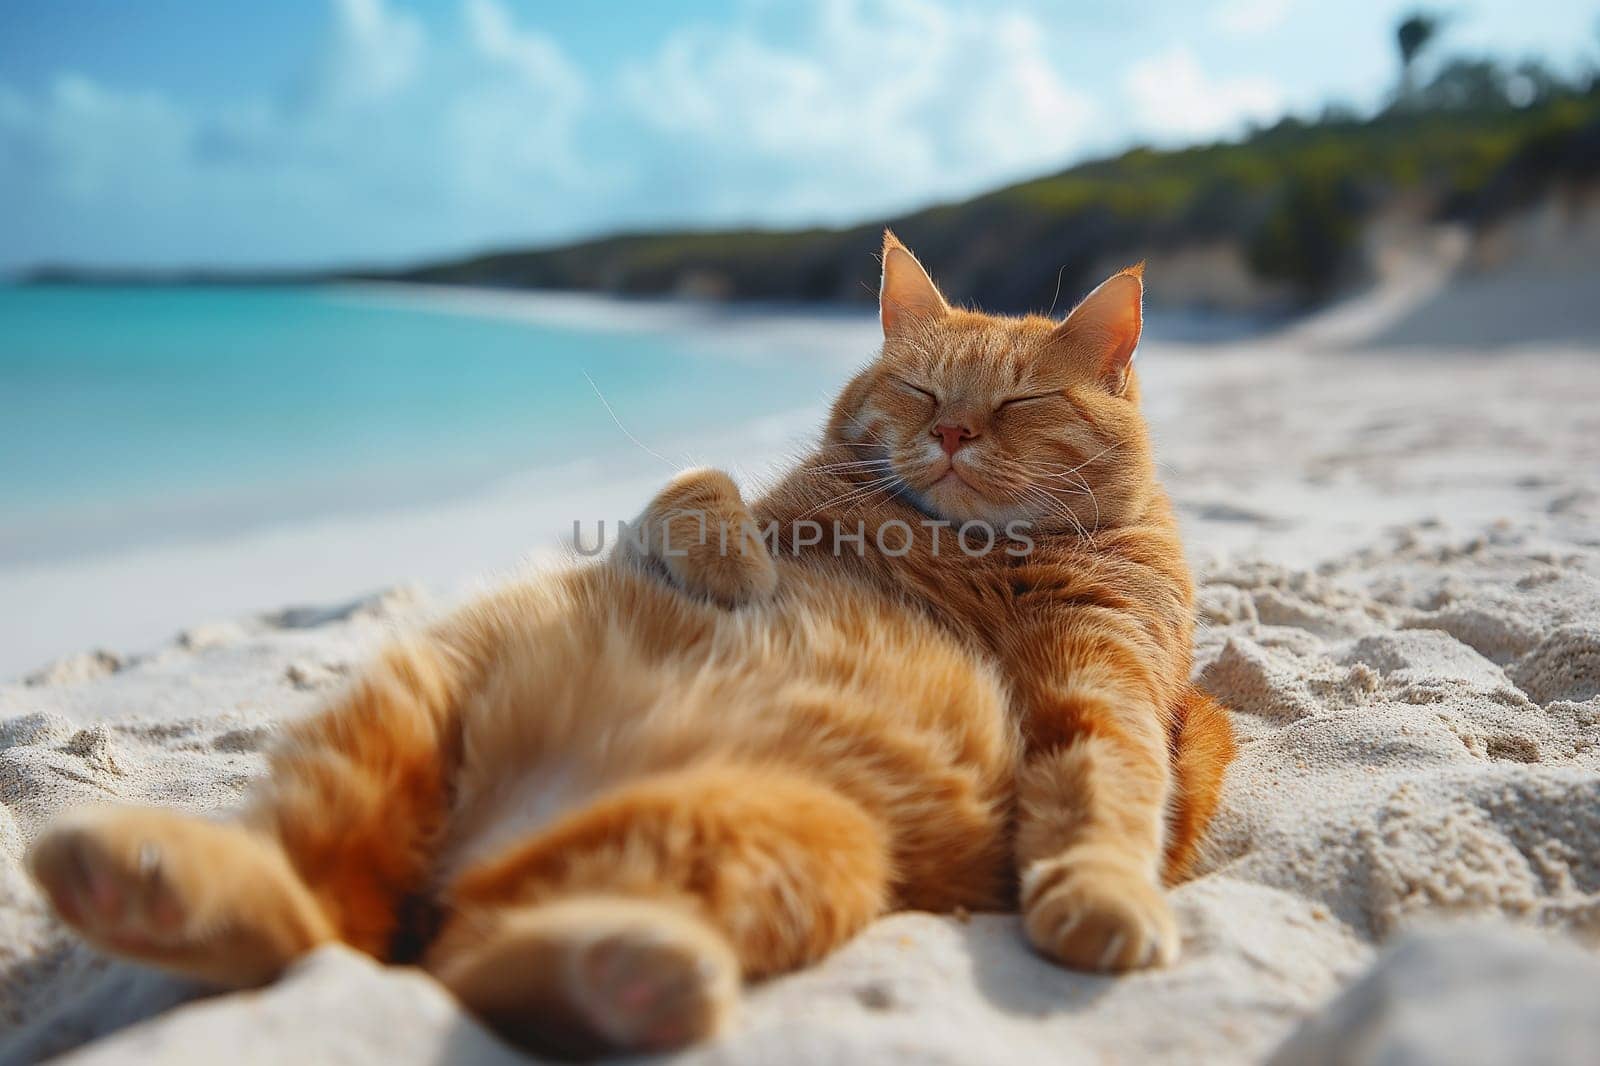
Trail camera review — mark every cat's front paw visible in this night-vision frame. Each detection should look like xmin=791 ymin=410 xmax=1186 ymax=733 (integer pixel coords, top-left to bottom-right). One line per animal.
xmin=660 ymin=536 xmax=777 ymax=609
xmin=1020 ymin=849 xmax=1177 ymax=972
xmin=623 ymin=467 xmax=777 ymax=608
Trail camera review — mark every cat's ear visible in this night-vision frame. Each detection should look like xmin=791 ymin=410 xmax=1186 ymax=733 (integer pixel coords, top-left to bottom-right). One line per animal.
xmin=879 ymin=229 xmax=948 ymax=337
xmin=1046 ymin=264 xmax=1144 ymax=392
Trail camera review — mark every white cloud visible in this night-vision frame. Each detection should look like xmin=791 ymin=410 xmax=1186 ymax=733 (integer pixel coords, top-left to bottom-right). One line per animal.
xmin=619 ymin=0 xmax=1099 ymax=221
xmin=297 ymin=0 xmax=425 ymax=111
xmin=1123 ymin=46 xmax=1285 ymax=141
xmin=1212 ymin=0 xmax=1295 ymax=37
xmin=4 ymin=0 xmax=1297 ymax=271
xmin=465 ymin=0 xmax=583 ymax=99
xmin=0 ymin=76 xmax=192 ymax=203
xmin=453 ymin=0 xmax=590 ymax=185
xmin=0 ymin=0 xmax=608 ymax=269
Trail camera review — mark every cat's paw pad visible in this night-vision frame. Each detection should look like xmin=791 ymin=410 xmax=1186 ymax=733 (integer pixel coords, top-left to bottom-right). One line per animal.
xmin=28 ymin=809 xmax=194 ymax=952
xmin=440 ymin=897 xmax=740 ymax=1056
xmin=1021 ymin=853 xmax=1177 ymax=972
xmin=568 ymin=911 xmax=738 ymax=1050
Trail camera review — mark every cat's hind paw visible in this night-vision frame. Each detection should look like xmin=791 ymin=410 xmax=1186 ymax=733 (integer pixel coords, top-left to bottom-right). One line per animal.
xmin=28 ymin=806 xmax=330 ymax=986
xmin=29 ymin=808 xmax=193 ymax=955
xmin=434 ymin=896 xmax=740 ymax=1056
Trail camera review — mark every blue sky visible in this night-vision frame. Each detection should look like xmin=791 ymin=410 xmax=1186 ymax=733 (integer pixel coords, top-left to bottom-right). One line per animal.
xmin=1 ymin=0 xmax=1595 ymax=271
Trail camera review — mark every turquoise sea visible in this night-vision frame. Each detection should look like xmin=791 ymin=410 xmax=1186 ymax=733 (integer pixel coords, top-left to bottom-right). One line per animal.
xmin=0 ymin=285 xmax=872 ymax=564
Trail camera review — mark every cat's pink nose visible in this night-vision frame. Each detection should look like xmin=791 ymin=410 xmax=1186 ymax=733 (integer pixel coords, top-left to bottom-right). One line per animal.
xmin=934 ymin=422 xmax=977 ymax=456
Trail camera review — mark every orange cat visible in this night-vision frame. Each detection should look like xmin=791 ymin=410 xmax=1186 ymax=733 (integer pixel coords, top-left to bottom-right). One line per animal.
xmin=28 ymin=232 xmax=1232 ymax=1058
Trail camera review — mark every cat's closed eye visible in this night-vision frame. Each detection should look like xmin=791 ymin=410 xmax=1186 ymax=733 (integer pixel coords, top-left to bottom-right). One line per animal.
xmin=894 ymin=378 xmax=938 ymax=403
xmin=997 ymin=392 xmax=1059 ymax=411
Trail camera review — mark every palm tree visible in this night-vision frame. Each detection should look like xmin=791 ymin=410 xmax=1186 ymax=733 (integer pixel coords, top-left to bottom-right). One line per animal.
xmin=1396 ymin=12 xmax=1443 ymax=107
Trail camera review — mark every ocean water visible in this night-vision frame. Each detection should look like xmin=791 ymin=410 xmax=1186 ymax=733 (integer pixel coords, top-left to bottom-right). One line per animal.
xmin=0 ymin=285 xmax=875 ymax=564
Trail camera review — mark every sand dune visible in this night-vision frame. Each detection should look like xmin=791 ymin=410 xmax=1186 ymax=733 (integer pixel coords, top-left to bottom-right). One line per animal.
xmin=3 ymin=300 xmax=1599 ymax=1062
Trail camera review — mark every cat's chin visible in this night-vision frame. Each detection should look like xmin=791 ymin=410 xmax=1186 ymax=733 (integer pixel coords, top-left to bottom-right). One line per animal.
xmin=896 ymin=471 xmax=1024 ymax=530
xmin=921 ymin=477 xmax=984 ymax=513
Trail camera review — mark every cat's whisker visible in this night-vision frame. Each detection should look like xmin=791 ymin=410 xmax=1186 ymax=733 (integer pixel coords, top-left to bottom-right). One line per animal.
xmin=797 ymin=474 xmax=904 ymax=520
xmin=831 ymin=473 xmax=903 ymax=503
xmin=1021 ymin=443 xmax=1122 ymax=472
xmin=793 ymin=465 xmax=895 ymax=488
xmin=582 ymin=370 xmax=681 ymax=472
xmin=1017 ymin=489 xmax=1070 ymax=535
xmin=814 ymin=486 xmax=899 ymax=523
xmin=1027 ymin=490 xmax=1081 ymax=532
xmin=838 ymin=472 xmax=910 ymax=519
xmin=1009 ymin=443 xmax=1123 ymax=484
xmin=1025 ymin=466 xmax=1104 ymax=533
xmin=1018 ymin=484 xmax=1093 ymax=542
xmin=1060 ymin=442 xmax=1123 ymax=476
xmin=1012 ymin=472 xmax=1094 ymax=494
xmin=805 ymin=459 xmax=895 ymax=474
xmin=1066 ymin=473 xmax=1103 ymax=531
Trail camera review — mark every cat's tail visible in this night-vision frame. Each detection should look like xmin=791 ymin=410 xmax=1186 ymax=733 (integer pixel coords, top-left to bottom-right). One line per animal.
xmin=1162 ymin=686 xmax=1236 ymax=884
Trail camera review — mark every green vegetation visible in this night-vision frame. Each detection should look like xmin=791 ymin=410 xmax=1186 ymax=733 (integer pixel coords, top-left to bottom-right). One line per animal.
xmin=379 ymin=50 xmax=1599 ymax=312
xmin=31 ymin=23 xmax=1600 ymax=314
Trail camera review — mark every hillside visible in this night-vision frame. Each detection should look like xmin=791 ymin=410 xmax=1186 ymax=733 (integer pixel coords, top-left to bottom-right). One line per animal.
xmin=370 ymin=79 xmax=1600 ymax=314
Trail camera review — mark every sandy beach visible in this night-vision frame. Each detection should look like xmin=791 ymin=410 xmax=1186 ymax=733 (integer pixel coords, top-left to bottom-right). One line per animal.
xmin=3 ymin=278 xmax=1599 ymax=1063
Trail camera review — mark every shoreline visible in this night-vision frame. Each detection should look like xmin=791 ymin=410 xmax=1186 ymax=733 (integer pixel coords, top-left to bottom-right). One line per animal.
xmin=0 ymin=285 xmax=889 ymax=679
xmin=0 ymin=400 xmax=835 ymax=681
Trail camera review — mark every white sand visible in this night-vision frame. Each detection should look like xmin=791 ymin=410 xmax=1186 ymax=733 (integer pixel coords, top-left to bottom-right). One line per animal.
xmin=3 ymin=289 xmax=1600 ymax=1062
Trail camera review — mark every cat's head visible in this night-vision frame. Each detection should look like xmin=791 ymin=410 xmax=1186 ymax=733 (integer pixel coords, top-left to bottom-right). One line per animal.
xmin=824 ymin=230 xmax=1157 ymax=535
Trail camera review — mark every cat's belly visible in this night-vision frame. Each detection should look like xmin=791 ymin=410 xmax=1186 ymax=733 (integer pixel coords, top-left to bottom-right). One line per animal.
xmin=434 ymin=756 xmax=597 ymax=887
xmin=436 ymin=561 xmax=1020 ymax=905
